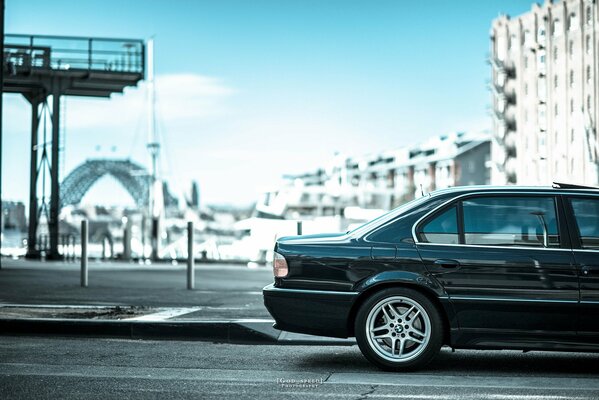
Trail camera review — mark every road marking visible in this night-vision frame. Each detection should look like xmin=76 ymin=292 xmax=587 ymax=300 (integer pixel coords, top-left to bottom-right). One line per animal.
xmin=125 ymin=307 xmax=200 ymax=321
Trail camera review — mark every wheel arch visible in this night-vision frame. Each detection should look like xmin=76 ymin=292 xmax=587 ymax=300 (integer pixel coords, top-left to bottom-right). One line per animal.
xmin=347 ymin=281 xmax=452 ymax=344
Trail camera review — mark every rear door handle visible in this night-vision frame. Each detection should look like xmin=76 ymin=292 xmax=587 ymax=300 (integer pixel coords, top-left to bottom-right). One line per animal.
xmin=434 ymin=259 xmax=460 ymax=268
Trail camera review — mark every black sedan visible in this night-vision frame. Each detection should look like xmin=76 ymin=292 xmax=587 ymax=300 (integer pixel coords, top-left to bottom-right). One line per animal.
xmin=263 ymin=185 xmax=599 ymax=370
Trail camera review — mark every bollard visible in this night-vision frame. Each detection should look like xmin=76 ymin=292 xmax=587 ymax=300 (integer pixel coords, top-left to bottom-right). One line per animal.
xmin=81 ymin=220 xmax=88 ymax=287
xmin=187 ymin=221 xmax=194 ymax=290
xmin=297 ymin=220 xmax=303 ymax=235
xmin=123 ymin=219 xmax=132 ymax=261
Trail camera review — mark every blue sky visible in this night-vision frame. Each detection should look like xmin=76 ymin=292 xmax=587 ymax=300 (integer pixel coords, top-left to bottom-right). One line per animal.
xmin=3 ymin=0 xmax=533 ymax=207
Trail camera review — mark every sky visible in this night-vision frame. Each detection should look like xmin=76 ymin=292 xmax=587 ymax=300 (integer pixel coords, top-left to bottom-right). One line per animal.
xmin=3 ymin=0 xmax=534 ymax=208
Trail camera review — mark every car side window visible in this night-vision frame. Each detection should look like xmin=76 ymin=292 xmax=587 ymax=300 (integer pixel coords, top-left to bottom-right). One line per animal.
xmin=462 ymin=196 xmax=560 ymax=248
xmin=570 ymin=197 xmax=599 ymax=250
xmin=419 ymin=206 xmax=458 ymax=244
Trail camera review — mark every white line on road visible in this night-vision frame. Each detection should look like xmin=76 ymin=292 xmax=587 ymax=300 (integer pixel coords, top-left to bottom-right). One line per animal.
xmin=125 ymin=307 xmax=201 ymax=321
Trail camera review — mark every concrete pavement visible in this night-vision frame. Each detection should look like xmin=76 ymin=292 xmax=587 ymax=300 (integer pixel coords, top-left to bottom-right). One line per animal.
xmin=0 ymin=258 xmax=354 ymax=345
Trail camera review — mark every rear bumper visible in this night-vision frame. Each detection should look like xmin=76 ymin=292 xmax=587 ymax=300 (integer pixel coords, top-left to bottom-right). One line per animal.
xmin=263 ymin=283 xmax=358 ymax=338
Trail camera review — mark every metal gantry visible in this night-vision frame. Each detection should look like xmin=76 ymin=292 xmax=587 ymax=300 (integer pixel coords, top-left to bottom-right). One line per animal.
xmin=3 ymin=34 xmax=145 ymax=259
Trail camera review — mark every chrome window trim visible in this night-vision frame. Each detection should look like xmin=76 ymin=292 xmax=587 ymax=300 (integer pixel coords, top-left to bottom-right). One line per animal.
xmin=416 ymin=242 xmax=573 ymax=252
xmin=411 ymin=190 xmax=572 ymax=250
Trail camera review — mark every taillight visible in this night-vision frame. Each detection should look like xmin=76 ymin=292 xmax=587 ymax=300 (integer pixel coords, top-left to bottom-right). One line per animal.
xmin=273 ymin=252 xmax=289 ymax=278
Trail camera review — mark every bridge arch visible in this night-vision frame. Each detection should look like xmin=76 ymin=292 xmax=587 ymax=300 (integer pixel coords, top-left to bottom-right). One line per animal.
xmin=60 ymin=159 xmax=176 ymax=208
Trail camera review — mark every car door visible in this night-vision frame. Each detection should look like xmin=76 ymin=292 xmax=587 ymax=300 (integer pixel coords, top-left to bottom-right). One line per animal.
xmin=565 ymin=195 xmax=599 ymax=340
xmin=415 ymin=193 xmax=578 ymax=337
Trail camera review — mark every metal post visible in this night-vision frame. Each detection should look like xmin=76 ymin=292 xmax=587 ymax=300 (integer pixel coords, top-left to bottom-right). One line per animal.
xmin=297 ymin=220 xmax=303 ymax=235
xmin=81 ymin=219 xmax=88 ymax=287
xmin=26 ymin=97 xmax=40 ymax=258
xmin=88 ymin=38 xmax=92 ymax=72
xmin=0 ymin=0 xmax=4 ymax=262
xmin=48 ymin=84 xmax=60 ymax=259
xmin=187 ymin=221 xmax=194 ymax=290
xmin=140 ymin=214 xmax=146 ymax=261
xmin=123 ymin=219 xmax=131 ymax=261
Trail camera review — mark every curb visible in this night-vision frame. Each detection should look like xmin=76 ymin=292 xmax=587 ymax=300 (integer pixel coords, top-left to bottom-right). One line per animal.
xmin=0 ymin=318 xmax=356 ymax=346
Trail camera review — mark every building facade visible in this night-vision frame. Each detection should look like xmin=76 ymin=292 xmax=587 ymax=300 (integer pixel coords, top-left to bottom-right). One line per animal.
xmin=277 ymin=132 xmax=491 ymax=214
xmin=491 ymin=0 xmax=599 ymax=185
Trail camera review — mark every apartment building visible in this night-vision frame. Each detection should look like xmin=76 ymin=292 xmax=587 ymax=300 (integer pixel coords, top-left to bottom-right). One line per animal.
xmin=491 ymin=0 xmax=599 ymax=185
xmin=282 ymin=132 xmax=491 ymax=212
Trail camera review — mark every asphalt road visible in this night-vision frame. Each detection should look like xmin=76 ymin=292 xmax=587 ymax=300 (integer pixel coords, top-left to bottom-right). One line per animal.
xmin=2 ymin=336 xmax=599 ymax=399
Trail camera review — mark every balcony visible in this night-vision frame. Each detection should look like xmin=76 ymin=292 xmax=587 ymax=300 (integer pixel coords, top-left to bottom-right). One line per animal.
xmin=3 ymin=34 xmax=145 ymax=97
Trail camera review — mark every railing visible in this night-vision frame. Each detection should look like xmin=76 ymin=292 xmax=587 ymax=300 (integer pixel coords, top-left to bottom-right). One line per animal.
xmin=4 ymin=34 xmax=144 ymax=74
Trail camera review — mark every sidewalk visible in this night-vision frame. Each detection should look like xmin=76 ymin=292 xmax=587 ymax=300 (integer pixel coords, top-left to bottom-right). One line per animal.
xmin=0 ymin=259 xmax=355 ymax=345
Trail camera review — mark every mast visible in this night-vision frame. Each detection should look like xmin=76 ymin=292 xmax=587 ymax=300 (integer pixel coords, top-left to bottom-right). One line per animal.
xmin=146 ymin=37 xmax=162 ymax=260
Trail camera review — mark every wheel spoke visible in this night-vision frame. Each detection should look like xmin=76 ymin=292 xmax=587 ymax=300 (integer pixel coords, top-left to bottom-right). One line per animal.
xmin=371 ymin=327 xmax=389 ymax=339
xmin=398 ymin=339 xmax=405 ymax=356
xmin=411 ymin=327 xmax=425 ymax=337
xmin=386 ymin=304 xmax=398 ymax=318
xmin=381 ymin=306 xmax=392 ymax=321
xmin=401 ymin=305 xmax=415 ymax=317
xmin=408 ymin=334 xmax=424 ymax=344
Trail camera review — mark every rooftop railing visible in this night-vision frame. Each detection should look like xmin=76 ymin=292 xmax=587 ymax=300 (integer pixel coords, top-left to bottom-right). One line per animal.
xmin=4 ymin=34 xmax=144 ymax=74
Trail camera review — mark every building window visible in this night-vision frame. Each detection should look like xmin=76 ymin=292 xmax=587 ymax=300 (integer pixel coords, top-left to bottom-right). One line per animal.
xmin=587 ymin=65 xmax=592 ymax=83
xmin=524 ymin=83 xmax=528 ymax=95
xmin=554 ymin=75 xmax=558 ymax=88
xmin=524 ymin=29 xmax=533 ymax=47
xmin=570 ymin=98 xmax=575 ymax=114
xmin=586 ymin=35 xmax=591 ymax=54
xmin=553 ymin=19 xmax=562 ymax=37
xmin=553 ymin=46 xmax=558 ymax=61
xmin=538 ymin=50 xmax=546 ymax=73
xmin=569 ymin=40 xmax=574 ymax=58
xmin=569 ymin=70 xmax=575 ymax=88
xmin=540 ymin=53 xmax=546 ymax=64
xmin=569 ymin=13 xmax=578 ymax=31
xmin=509 ymin=33 xmax=517 ymax=50
xmin=554 ymin=103 xmax=559 ymax=116
xmin=571 ymin=129 xmax=575 ymax=143
xmin=586 ymin=6 xmax=593 ymax=25
xmin=496 ymin=36 xmax=506 ymax=61
xmin=538 ymin=77 xmax=547 ymax=98
xmin=538 ymin=26 xmax=546 ymax=43
xmin=539 ymin=103 xmax=547 ymax=122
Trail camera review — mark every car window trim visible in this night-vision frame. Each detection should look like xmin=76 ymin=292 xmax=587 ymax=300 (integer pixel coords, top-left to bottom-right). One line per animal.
xmin=564 ymin=194 xmax=599 ymax=251
xmin=413 ymin=191 xmax=569 ymax=250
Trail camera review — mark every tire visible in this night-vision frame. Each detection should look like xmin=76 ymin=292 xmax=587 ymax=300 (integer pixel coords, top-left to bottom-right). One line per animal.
xmin=354 ymin=287 xmax=443 ymax=371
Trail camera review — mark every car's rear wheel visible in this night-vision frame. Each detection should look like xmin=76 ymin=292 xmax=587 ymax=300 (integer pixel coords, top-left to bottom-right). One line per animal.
xmin=355 ymin=287 xmax=443 ymax=371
